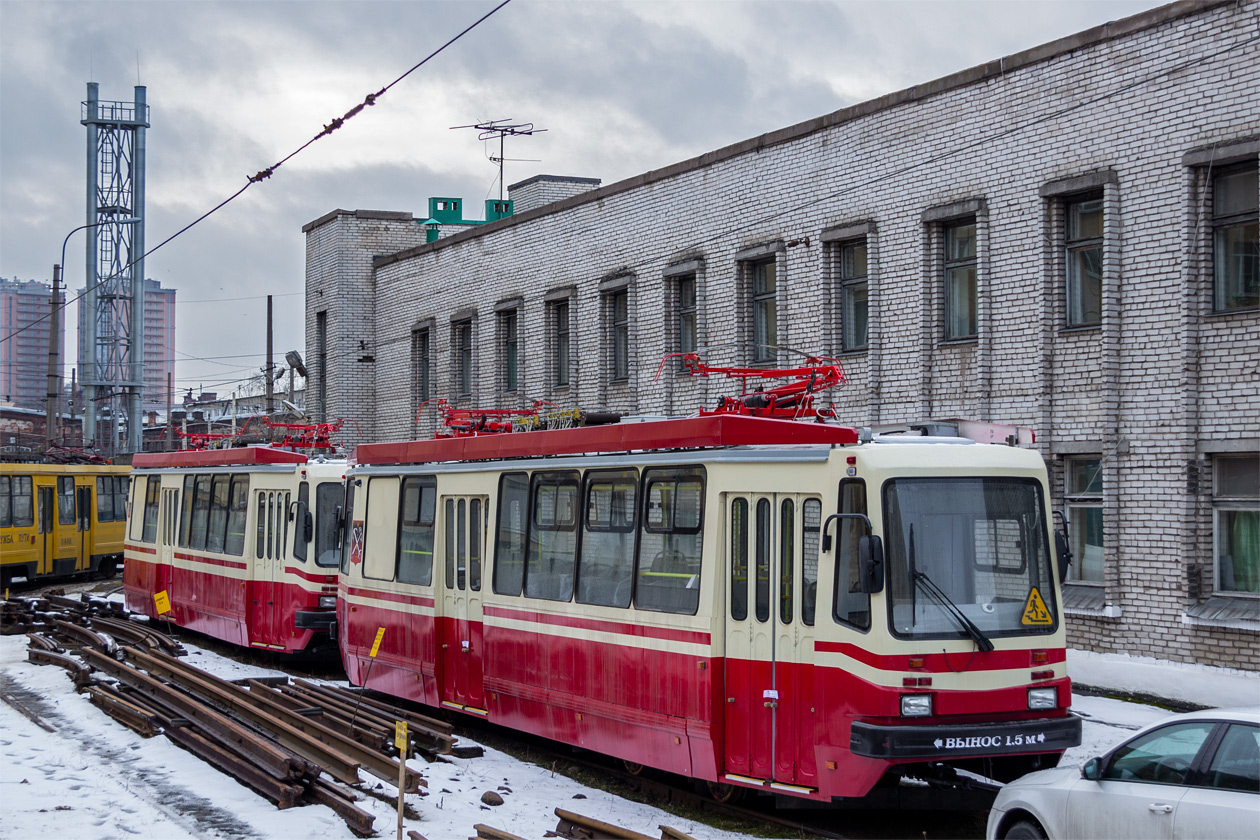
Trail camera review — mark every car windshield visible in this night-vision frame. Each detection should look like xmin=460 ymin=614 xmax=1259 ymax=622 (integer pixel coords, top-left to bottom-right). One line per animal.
xmin=883 ymin=477 xmax=1057 ymax=640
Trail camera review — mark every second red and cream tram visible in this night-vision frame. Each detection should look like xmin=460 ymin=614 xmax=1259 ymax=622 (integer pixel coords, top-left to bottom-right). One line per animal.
xmin=337 ymin=414 xmax=1081 ymax=804
xmin=124 ymin=447 xmax=346 ymax=655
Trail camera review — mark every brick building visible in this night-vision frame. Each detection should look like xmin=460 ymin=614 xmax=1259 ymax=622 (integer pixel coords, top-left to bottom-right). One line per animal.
xmin=304 ymin=0 xmax=1259 ymax=668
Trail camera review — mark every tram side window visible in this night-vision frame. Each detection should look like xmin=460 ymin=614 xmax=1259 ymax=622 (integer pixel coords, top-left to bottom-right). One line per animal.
xmin=833 ymin=479 xmax=870 ymax=630
xmin=637 ymin=468 xmax=705 ymax=615
xmin=207 ymin=475 xmax=231 ymax=553
xmin=802 ymin=498 xmax=821 ymax=626
xmin=755 ymin=498 xmax=771 ymax=621
xmin=224 ymin=476 xmax=249 ymax=556
xmin=339 ymin=480 xmax=358 ymax=574
xmin=178 ymin=475 xmax=196 ymax=546
xmin=1 ymin=476 xmax=34 ymax=528
xmin=469 ymin=497 xmax=482 ymax=591
xmin=57 ymin=477 xmax=76 ymax=525
xmin=525 ymin=472 xmax=580 ymax=601
xmin=398 ymin=477 xmax=436 ymax=585
xmin=315 ymin=482 xmax=343 ymax=568
xmin=141 ymin=477 xmax=161 ymax=544
xmin=96 ymin=476 xmax=126 ymax=522
xmin=363 ymin=477 xmax=400 ymax=581
xmin=188 ymin=475 xmax=212 ymax=550
xmin=256 ymin=493 xmax=267 ymax=558
xmin=577 ymin=469 xmax=638 ymax=608
xmin=780 ymin=499 xmax=794 ymax=624
xmin=730 ymin=498 xmax=749 ymax=620
xmin=494 ymin=473 xmax=529 ymax=595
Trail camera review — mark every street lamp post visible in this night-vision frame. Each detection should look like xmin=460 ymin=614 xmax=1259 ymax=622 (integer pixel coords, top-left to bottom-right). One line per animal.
xmin=44 ymin=216 xmax=140 ymax=451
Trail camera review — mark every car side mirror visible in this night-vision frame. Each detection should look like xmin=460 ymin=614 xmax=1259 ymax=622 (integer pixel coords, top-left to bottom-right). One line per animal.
xmin=1081 ymin=757 xmax=1103 ymax=781
xmin=859 ymin=535 xmax=884 ymax=593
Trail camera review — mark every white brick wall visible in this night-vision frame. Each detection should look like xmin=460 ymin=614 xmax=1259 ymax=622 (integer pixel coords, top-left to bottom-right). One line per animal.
xmin=306 ymin=1 xmax=1260 ymax=669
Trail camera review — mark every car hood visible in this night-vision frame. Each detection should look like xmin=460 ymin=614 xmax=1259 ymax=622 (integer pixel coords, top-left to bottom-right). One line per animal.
xmin=1002 ymin=765 xmax=1079 ymax=789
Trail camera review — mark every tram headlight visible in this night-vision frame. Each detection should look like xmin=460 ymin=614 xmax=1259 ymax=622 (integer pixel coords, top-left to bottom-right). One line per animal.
xmin=318 ymin=596 xmax=337 ymax=609
xmin=900 ymin=694 xmax=933 ymax=717
xmin=1027 ymin=687 xmax=1057 ymax=710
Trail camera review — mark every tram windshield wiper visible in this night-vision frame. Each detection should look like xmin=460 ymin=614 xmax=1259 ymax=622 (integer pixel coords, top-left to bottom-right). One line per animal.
xmin=912 ymin=570 xmax=995 ymax=653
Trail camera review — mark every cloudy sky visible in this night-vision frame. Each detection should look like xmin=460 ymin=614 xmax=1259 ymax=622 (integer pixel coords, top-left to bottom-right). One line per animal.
xmin=1 ymin=0 xmax=1165 ymax=399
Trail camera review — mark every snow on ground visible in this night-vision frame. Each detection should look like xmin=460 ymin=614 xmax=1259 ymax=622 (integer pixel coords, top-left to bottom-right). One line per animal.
xmin=3 ymin=618 xmax=1255 ymax=840
xmin=1067 ymin=648 xmax=1259 ymax=709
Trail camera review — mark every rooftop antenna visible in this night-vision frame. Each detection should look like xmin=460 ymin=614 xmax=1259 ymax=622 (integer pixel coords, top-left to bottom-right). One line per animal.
xmin=451 ymin=118 xmax=546 ymax=201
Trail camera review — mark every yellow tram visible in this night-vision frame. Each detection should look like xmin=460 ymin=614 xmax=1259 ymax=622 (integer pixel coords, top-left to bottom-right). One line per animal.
xmin=0 ymin=463 xmax=130 ymax=585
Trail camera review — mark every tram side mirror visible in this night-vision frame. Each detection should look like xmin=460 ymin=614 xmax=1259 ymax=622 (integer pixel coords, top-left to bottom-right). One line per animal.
xmin=1053 ymin=511 xmax=1073 ymax=584
xmin=294 ymin=501 xmax=313 ymax=543
xmin=858 ymin=535 xmax=884 ymax=593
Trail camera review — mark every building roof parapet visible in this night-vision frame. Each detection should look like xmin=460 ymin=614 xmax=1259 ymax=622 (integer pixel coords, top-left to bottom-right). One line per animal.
xmin=302 ymin=208 xmax=416 ymax=233
xmin=366 ymin=0 xmax=1230 ymax=271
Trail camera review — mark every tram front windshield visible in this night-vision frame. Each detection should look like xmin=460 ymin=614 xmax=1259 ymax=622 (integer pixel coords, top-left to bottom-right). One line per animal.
xmin=883 ymin=477 xmax=1056 ymax=640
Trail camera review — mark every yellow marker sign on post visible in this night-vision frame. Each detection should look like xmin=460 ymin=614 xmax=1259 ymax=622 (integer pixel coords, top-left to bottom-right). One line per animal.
xmin=153 ymin=591 xmax=172 ymax=615
xmin=370 ymin=627 xmax=386 ymax=658
xmin=395 ymin=719 xmax=409 ymax=840
xmin=1021 ymin=587 xmax=1053 ymax=626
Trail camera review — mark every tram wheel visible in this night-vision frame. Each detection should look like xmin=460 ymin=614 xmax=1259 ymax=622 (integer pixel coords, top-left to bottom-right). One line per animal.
xmin=622 ymin=760 xmax=645 ymax=776
xmin=705 ymin=780 xmax=745 ymax=804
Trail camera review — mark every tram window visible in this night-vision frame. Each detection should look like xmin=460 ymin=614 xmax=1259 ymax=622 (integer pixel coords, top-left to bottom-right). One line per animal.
xmin=256 ymin=493 xmax=267 ymax=558
xmin=141 ymin=477 xmax=161 ymax=544
xmin=780 ymin=499 xmax=795 ymax=624
xmin=117 ymin=477 xmax=130 ymax=522
xmin=636 ymin=468 xmax=705 ymax=615
xmin=526 ymin=472 xmax=579 ymax=601
xmin=178 ymin=475 xmax=195 ymax=547
xmin=267 ymin=493 xmax=276 ymax=559
xmin=57 ymin=477 xmax=76 ymax=525
xmin=458 ymin=499 xmax=468 ymax=589
xmin=730 ymin=498 xmax=749 ymax=621
xmin=445 ymin=498 xmax=457 ymax=589
xmin=577 ymin=469 xmax=638 ymax=608
xmin=802 ymin=498 xmax=821 ymax=626
xmin=494 ymin=473 xmax=529 ymax=596
xmin=363 ymin=477 xmax=400 ymax=581
xmin=339 ymin=480 xmax=357 ymax=574
xmin=832 ymin=479 xmax=870 ymax=630
xmin=97 ymin=477 xmax=125 ymax=522
xmin=1 ymin=476 xmax=34 ymax=528
xmin=281 ymin=492 xmax=291 ymax=559
xmin=206 ymin=475 xmax=230 ymax=553
xmin=294 ymin=483 xmax=310 ymax=563
xmin=470 ymin=498 xmax=482 ymax=591
xmin=186 ymin=476 xmax=210 ymax=550
xmin=315 ymin=482 xmax=344 ymax=568
xmin=755 ymin=498 xmax=770 ymax=622
xmin=396 ymin=477 xmax=435 ymax=584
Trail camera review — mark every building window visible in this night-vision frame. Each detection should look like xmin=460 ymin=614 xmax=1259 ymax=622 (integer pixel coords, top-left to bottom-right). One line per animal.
xmin=676 ymin=275 xmax=697 ymax=355
xmin=1065 ymin=195 xmax=1103 ymax=327
xmin=752 ymin=259 xmax=777 ymax=362
xmin=1212 ymin=164 xmax=1259 ymax=312
xmin=1214 ymin=455 xmax=1258 ymax=594
xmin=453 ymin=320 xmax=473 ymax=398
xmin=944 ymin=219 xmax=977 ymax=339
xmin=1065 ymin=458 xmax=1104 ymax=583
xmin=838 ymin=239 xmax=868 ymax=351
xmin=499 ymin=311 xmax=518 ymax=392
xmin=552 ymin=300 xmax=570 ymax=387
xmin=411 ymin=328 xmax=430 ymax=403
xmin=609 ymin=289 xmax=629 ymax=381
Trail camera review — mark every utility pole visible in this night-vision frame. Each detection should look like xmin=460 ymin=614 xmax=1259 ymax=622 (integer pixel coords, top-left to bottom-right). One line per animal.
xmin=43 ymin=265 xmax=63 ymax=449
xmin=265 ymin=294 xmax=275 ymax=417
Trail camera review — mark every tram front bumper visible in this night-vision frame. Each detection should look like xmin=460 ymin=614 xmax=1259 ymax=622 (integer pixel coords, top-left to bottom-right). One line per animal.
xmin=850 ymin=714 xmax=1082 ymax=760
xmin=295 ymin=610 xmax=337 ymax=634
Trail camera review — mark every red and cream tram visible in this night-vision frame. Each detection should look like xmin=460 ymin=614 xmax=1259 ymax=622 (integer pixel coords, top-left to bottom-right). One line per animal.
xmin=337 ymin=411 xmax=1081 ymax=804
xmin=124 ymin=447 xmax=346 ymax=655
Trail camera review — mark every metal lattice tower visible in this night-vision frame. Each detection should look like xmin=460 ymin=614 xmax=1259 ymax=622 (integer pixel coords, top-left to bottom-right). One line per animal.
xmin=81 ymin=83 xmax=148 ymax=455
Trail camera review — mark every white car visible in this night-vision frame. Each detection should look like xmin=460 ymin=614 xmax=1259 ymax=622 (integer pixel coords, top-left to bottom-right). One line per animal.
xmin=987 ymin=707 xmax=1259 ymax=840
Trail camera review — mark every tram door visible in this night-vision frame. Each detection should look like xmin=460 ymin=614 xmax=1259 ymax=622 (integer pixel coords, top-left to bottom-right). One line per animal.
xmin=36 ymin=485 xmax=56 ymax=576
xmin=722 ymin=493 xmax=821 ymax=790
xmin=76 ymin=484 xmax=92 ymax=572
xmin=251 ymin=490 xmax=288 ymax=647
xmin=437 ymin=495 xmax=487 ymax=713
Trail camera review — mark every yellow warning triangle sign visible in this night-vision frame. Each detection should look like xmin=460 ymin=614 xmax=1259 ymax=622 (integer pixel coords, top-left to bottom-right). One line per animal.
xmin=1021 ymin=587 xmax=1053 ymax=626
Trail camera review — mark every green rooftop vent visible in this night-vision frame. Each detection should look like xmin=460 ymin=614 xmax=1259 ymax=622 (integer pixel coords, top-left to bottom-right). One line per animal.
xmin=485 ymin=199 xmax=514 ymax=222
xmin=428 ymin=197 xmax=463 ymax=224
